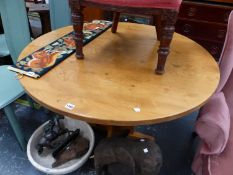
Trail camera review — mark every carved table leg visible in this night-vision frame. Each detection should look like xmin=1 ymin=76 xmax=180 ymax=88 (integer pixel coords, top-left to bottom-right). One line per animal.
xmin=156 ymin=10 xmax=178 ymax=74
xmin=69 ymin=0 xmax=84 ymax=59
xmin=153 ymin=15 xmax=161 ymax=41
xmin=111 ymin=12 xmax=120 ymax=33
xmin=128 ymin=130 xmax=155 ymax=141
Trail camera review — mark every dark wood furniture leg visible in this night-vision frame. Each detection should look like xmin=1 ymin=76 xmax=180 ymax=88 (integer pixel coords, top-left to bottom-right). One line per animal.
xmin=26 ymin=7 xmax=34 ymax=38
xmin=153 ymin=15 xmax=161 ymax=41
xmin=103 ymin=125 xmax=155 ymax=141
xmin=111 ymin=12 xmax=120 ymax=33
xmin=39 ymin=11 xmax=51 ymax=34
xmin=70 ymin=0 xmax=84 ymax=59
xmin=156 ymin=10 xmax=178 ymax=74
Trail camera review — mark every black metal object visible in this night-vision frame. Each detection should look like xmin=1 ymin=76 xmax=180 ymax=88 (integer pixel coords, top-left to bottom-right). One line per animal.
xmin=36 ymin=117 xmax=69 ymax=154
xmin=52 ymin=129 xmax=80 ymax=158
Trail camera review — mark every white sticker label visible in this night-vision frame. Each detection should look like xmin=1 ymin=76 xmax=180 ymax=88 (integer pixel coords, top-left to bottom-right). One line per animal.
xmin=26 ymin=72 xmax=36 ymax=77
xmin=65 ymin=103 xmax=75 ymax=110
xmin=133 ymin=107 xmax=141 ymax=112
xmin=143 ymin=148 xmax=149 ymax=154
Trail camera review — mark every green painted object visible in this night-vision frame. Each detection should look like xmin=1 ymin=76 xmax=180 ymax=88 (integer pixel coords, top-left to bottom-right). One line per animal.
xmin=0 ymin=0 xmax=31 ymax=151
xmin=0 ymin=0 xmax=31 ymax=63
xmin=0 ymin=34 xmax=10 ymax=57
xmin=3 ymin=104 xmax=26 ymax=151
xmin=0 ymin=66 xmax=24 ymax=109
xmin=49 ymin=0 xmax=71 ymax=30
xmin=0 ymin=65 xmax=25 ymax=150
xmin=0 ymin=0 xmax=70 ymax=151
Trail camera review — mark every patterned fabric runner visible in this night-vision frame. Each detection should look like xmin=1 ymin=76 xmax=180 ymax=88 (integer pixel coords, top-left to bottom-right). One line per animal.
xmin=8 ymin=20 xmax=112 ymax=78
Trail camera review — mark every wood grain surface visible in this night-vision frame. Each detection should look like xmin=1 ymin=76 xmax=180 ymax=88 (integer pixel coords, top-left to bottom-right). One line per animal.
xmin=18 ymin=23 xmax=220 ymax=126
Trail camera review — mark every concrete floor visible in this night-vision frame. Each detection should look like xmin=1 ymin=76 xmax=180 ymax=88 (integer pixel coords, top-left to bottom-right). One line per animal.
xmin=0 ymin=97 xmax=198 ymax=175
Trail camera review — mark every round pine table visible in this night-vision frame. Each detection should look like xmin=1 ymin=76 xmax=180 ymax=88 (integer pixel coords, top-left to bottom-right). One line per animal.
xmin=18 ymin=22 xmax=220 ymax=138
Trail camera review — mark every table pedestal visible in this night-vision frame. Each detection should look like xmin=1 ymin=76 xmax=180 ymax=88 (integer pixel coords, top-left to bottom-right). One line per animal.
xmin=94 ymin=125 xmax=155 ymax=141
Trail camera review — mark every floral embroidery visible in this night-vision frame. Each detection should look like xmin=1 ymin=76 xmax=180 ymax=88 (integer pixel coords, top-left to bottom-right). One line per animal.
xmin=11 ymin=20 xmax=112 ymax=78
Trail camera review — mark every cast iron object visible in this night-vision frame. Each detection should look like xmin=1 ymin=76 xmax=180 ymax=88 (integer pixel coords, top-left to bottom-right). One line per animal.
xmin=52 ymin=128 xmax=80 ymax=158
xmin=36 ymin=117 xmax=69 ymax=154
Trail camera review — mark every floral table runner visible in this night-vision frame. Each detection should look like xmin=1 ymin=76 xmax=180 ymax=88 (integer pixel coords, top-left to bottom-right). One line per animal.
xmin=8 ymin=20 xmax=112 ymax=78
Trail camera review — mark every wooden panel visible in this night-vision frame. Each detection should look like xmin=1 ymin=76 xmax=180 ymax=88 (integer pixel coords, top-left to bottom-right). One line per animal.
xmin=176 ymin=19 xmax=227 ymax=43
xmin=192 ymin=38 xmax=223 ymax=60
xmin=175 ymin=0 xmax=233 ymax=60
xmin=179 ymin=2 xmax=232 ymax=23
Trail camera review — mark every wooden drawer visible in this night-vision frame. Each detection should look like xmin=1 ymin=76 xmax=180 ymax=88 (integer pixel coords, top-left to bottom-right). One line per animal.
xmin=179 ymin=1 xmax=232 ymax=23
xmin=175 ymin=19 xmax=227 ymax=42
xmin=193 ymin=38 xmax=223 ymax=60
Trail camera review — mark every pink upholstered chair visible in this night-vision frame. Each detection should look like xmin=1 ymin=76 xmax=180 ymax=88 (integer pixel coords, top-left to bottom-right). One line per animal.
xmin=69 ymin=0 xmax=182 ymax=74
xmin=192 ymin=11 xmax=233 ymax=175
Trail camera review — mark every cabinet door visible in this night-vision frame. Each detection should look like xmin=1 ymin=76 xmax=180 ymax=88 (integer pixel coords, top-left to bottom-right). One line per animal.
xmin=176 ymin=19 xmax=227 ymax=42
xmin=179 ymin=2 xmax=232 ymax=23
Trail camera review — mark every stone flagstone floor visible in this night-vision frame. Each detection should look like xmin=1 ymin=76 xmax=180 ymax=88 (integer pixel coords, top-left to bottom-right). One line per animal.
xmin=0 ymin=97 xmax=197 ymax=175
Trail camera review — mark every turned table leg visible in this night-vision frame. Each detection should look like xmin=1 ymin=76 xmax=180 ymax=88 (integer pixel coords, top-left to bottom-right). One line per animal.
xmin=111 ymin=12 xmax=120 ymax=33
xmin=153 ymin=15 xmax=162 ymax=41
xmin=69 ymin=0 xmax=84 ymax=59
xmin=156 ymin=10 xmax=178 ymax=74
